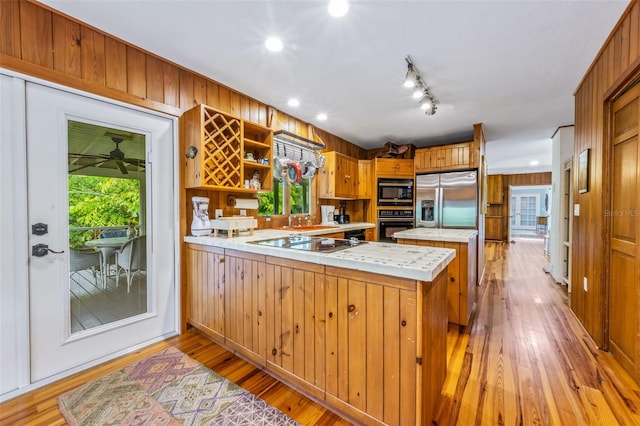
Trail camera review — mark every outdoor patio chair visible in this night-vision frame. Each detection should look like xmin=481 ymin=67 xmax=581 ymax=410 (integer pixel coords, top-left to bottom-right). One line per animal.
xmin=115 ymin=235 xmax=146 ymax=293
xmin=99 ymin=229 xmax=127 ymax=277
xmin=69 ymin=248 xmax=101 ymax=286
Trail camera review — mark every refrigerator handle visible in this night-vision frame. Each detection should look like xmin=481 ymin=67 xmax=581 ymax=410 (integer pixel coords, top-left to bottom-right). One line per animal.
xmin=436 ymin=187 xmax=442 ymax=228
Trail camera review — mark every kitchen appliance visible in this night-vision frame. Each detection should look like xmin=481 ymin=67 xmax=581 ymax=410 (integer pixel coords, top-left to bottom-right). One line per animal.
xmin=415 ymin=170 xmax=478 ymax=228
xmin=321 ymin=205 xmax=336 ymax=225
xmin=249 ymin=235 xmax=366 ymax=253
xmin=377 ymin=178 xmax=414 ymax=206
xmin=377 ymin=209 xmax=414 ymax=242
xmin=191 ymin=196 xmax=212 ymax=236
xmin=334 ymin=200 xmax=350 ymax=224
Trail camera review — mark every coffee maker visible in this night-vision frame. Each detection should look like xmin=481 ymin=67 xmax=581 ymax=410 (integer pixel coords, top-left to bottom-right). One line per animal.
xmin=320 ymin=205 xmax=336 ymax=225
xmin=191 ymin=196 xmax=212 ymax=236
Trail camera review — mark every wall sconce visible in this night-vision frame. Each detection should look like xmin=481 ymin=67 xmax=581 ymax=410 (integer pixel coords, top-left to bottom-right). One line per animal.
xmin=404 ymin=55 xmax=438 ymax=116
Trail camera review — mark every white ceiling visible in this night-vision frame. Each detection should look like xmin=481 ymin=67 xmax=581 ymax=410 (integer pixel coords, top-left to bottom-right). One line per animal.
xmin=42 ymin=0 xmax=628 ymax=174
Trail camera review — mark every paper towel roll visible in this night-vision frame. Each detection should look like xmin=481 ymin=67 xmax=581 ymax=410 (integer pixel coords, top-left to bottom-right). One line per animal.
xmin=231 ymin=198 xmax=259 ymax=209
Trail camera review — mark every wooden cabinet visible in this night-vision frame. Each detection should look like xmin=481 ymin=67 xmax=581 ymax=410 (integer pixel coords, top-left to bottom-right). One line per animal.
xmin=184 ymin=244 xmax=448 ymax=425
xmin=357 ymin=159 xmax=373 ymax=199
xmin=242 ymin=121 xmax=274 ymax=191
xmin=487 ymin=174 xmax=503 ymax=204
xmin=181 ymin=104 xmax=273 ymax=191
xmin=485 ymin=217 xmax=503 ymax=241
xmin=323 ymin=268 xmax=421 ymax=425
xmin=223 ymin=249 xmax=267 ymax=366
xmin=414 ymin=142 xmax=471 ymax=173
xmin=264 ymin=257 xmax=326 ymax=399
xmin=397 ymin=236 xmax=478 ymax=326
xmin=374 ymin=158 xmax=414 ymax=177
xmin=318 ymin=151 xmax=359 ymax=199
xmin=184 ymin=244 xmax=225 ymax=343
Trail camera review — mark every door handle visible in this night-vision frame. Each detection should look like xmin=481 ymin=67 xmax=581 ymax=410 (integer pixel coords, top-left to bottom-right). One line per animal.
xmin=32 ymin=244 xmax=65 ymax=257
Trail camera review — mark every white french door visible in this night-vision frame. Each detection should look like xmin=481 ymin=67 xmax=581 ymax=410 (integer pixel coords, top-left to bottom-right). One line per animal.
xmin=510 ymin=194 xmax=540 ymax=230
xmin=26 ymin=82 xmax=177 ymax=382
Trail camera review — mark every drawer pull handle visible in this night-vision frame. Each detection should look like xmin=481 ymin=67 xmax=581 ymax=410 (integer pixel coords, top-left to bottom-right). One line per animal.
xmin=450 ymin=277 xmax=455 ymax=283
xmin=401 ymin=320 xmax=407 ymax=327
xmin=272 ymin=348 xmax=277 ymax=356
xmin=348 ymin=304 xmax=356 ymax=313
xmin=328 ymin=312 xmax=334 ymax=318
xmin=219 ymin=257 xmax=225 ymax=263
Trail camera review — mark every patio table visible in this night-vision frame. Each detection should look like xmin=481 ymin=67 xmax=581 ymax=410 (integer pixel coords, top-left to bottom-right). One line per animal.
xmin=85 ymin=237 xmax=129 ymax=288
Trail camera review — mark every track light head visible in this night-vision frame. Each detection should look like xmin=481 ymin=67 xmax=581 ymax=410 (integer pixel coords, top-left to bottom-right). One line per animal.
xmin=403 ymin=64 xmax=417 ymax=88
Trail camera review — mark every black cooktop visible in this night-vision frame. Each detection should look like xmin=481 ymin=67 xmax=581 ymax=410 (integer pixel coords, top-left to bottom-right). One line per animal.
xmin=249 ymin=235 xmax=366 ymax=253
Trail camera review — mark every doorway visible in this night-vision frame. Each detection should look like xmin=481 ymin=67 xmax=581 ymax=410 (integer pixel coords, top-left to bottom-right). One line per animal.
xmin=509 ymin=185 xmax=551 ymax=240
xmin=25 ymin=82 xmax=178 ymax=384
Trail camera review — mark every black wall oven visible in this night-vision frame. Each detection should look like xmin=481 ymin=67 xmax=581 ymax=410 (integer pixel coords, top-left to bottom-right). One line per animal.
xmin=377 ymin=178 xmax=414 ymax=206
xmin=377 ymin=209 xmax=414 ymax=243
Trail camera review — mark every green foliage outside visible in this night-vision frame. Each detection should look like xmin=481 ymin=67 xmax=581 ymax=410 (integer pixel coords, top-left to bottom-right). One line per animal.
xmin=68 ymin=175 xmax=140 ymax=248
xmin=257 ymin=178 xmax=309 ymax=216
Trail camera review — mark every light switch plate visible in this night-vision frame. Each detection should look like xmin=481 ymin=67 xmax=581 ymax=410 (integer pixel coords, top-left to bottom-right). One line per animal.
xmin=573 ymin=204 xmax=580 ymax=216
xmin=583 ymin=277 xmax=588 ymax=292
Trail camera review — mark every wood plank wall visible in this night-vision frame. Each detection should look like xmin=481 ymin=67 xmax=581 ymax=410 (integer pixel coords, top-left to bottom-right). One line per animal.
xmin=573 ymin=1 xmax=640 ymax=348
xmin=485 ymin=172 xmax=552 ymax=242
xmin=0 ymin=0 xmax=365 ymax=159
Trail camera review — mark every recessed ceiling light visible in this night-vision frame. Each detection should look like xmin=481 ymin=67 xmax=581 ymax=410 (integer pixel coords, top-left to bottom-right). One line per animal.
xmin=316 ymin=113 xmax=328 ymax=121
xmin=328 ymin=0 xmax=349 ymax=17
xmin=265 ymin=36 xmax=283 ymax=52
xmin=530 ymin=160 xmax=539 ymax=166
xmin=287 ymin=98 xmax=300 ymax=107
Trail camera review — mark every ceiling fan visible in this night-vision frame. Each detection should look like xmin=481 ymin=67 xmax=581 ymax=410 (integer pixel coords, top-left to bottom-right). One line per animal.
xmin=69 ymin=134 xmax=145 ymax=175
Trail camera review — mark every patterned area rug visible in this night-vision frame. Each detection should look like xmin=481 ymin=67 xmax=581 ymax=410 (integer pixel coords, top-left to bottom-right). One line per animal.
xmin=57 ymin=347 xmax=300 ymax=425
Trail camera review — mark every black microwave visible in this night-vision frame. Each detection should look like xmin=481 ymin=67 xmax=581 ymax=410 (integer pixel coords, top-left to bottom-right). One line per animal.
xmin=377 ymin=178 xmax=414 ymax=206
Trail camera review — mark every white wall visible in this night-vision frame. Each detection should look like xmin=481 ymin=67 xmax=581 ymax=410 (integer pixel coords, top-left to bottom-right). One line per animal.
xmin=549 ymin=126 xmax=574 ymax=283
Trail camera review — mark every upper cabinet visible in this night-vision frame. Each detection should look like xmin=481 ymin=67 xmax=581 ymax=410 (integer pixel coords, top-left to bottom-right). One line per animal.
xmin=357 ymin=160 xmax=373 ymax=199
xmin=318 ymin=151 xmax=359 ymax=199
xmin=374 ymin=158 xmax=414 ymax=177
xmin=414 ymin=142 xmax=472 ymax=173
xmin=181 ymin=104 xmax=272 ymax=191
xmin=486 ymin=174 xmax=504 ymax=204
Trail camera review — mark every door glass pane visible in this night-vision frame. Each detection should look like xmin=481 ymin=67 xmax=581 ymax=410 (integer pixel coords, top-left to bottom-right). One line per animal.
xmin=520 ymin=196 xmax=537 ymax=227
xmin=68 ymin=121 xmax=147 ymax=334
xmin=510 ymin=196 xmax=517 ymax=226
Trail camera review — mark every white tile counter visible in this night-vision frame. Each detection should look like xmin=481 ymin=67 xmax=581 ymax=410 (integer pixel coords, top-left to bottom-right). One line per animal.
xmin=184 ymin=225 xmax=455 ymax=282
xmin=393 ymin=227 xmax=478 ymax=243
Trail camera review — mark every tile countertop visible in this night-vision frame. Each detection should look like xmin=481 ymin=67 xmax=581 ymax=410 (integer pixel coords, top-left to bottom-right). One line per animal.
xmin=393 ymin=227 xmax=479 ymax=243
xmin=184 ymin=224 xmax=455 ymax=282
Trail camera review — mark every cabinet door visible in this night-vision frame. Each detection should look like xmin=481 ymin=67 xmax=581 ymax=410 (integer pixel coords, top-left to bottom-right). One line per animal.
xmin=185 ymin=244 xmax=225 ymax=342
xmin=439 ymin=143 xmax=470 ymax=171
xmin=487 ymin=174 xmax=504 ymax=204
xmin=394 ymin=159 xmax=414 ymax=176
xmin=375 ymin=158 xmax=414 ymax=177
xmin=358 ymin=160 xmax=373 ymax=199
xmin=336 ymin=154 xmax=358 ymax=198
xmin=418 ymin=148 xmax=440 ymax=172
xmin=325 ymin=276 xmax=417 ymax=425
xmin=265 ymin=259 xmax=326 ymax=393
xmin=224 ymin=250 xmax=267 ymax=365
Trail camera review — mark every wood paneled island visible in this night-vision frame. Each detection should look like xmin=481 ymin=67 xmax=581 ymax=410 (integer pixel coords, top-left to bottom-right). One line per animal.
xmin=394 ymin=228 xmax=478 ymax=327
xmin=184 ymin=230 xmax=454 ymax=425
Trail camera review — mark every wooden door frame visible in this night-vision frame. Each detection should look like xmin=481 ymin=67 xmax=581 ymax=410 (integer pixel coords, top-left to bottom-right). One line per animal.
xmin=602 ymin=68 xmax=640 ymax=353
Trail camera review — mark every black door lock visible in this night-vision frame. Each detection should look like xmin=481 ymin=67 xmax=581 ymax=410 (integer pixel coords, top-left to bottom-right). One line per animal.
xmin=32 ymin=223 xmax=48 ymax=236
xmin=32 ymin=244 xmax=65 ymax=257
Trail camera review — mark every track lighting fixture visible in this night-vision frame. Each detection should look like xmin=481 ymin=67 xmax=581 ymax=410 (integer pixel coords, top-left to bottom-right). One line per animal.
xmin=403 ymin=55 xmax=438 ymax=116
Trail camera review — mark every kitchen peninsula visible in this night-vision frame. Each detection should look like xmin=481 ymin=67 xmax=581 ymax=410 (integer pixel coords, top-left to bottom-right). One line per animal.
xmin=184 ymin=227 xmax=454 ymax=425
xmin=394 ymin=228 xmax=478 ymax=327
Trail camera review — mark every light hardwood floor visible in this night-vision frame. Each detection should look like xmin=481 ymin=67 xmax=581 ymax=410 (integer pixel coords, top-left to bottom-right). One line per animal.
xmin=2 ymin=240 xmax=639 ymax=425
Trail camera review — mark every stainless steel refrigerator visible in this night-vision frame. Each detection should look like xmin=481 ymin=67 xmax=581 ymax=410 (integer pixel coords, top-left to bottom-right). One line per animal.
xmin=415 ymin=170 xmax=478 ymax=229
